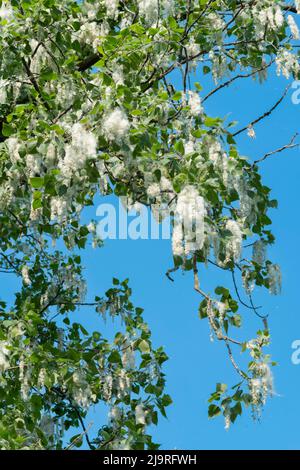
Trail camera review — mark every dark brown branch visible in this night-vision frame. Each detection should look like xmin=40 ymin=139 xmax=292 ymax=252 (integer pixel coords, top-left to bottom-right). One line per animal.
xmin=141 ymin=49 xmax=208 ymax=92
xmin=193 ymin=256 xmax=242 ymax=346
xmin=0 ymin=252 xmax=19 ymax=274
xmin=232 ymin=85 xmax=291 ymax=137
xmin=77 ymin=53 xmax=102 ymax=72
xmin=52 ymin=104 xmax=74 ymax=124
xmin=52 ymin=387 xmax=94 ymax=450
xmin=281 ymin=3 xmax=297 ymax=14
xmin=65 ymin=422 xmax=93 ymax=450
xmin=184 ymin=0 xmax=215 ymax=37
xmin=202 ymin=59 xmax=275 ymax=103
xmin=222 ymin=5 xmax=245 ymax=32
xmin=21 ymin=58 xmax=51 ymax=111
xmin=165 ymin=265 xmax=179 ymax=282
xmin=231 ymin=271 xmax=267 ymax=320
xmin=225 ymin=342 xmax=248 ymax=379
xmin=253 ymin=133 xmax=299 ymax=165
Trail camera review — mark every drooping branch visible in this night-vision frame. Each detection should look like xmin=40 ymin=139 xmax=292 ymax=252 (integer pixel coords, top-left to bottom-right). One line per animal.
xmin=202 ymin=59 xmax=275 ymax=103
xmin=232 ymin=85 xmax=291 ymax=137
xmin=253 ymin=133 xmax=299 ymax=165
xmin=52 ymin=387 xmax=94 ymax=450
xmin=21 ymin=58 xmax=51 ymax=111
xmin=77 ymin=53 xmax=102 ymax=72
xmin=281 ymin=3 xmax=297 ymax=14
xmin=193 ymin=256 xmax=242 ymax=346
xmin=65 ymin=422 xmax=94 ymax=450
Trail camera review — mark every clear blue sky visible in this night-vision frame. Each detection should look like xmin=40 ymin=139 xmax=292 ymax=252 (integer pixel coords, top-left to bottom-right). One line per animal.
xmin=3 ymin=60 xmax=300 ymax=451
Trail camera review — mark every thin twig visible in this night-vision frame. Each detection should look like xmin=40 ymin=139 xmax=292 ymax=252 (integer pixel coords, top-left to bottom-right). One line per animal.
xmin=65 ymin=422 xmax=94 ymax=450
xmin=193 ymin=256 xmax=241 ymax=346
xmin=225 ymin=342 xmax=248 ymax=379
xmin=52 ymin=387 xmax=94 ymax=450
xmin=253 ymin=133 xmax=299 ymax=165
xmin=202 ymin=59 xmax=275 ymax=103
xmin=21 ymin=58 xmax=51 ymax=111
xmin=231 ymin=270 xmax=263 ymax=312
xmin=232 ymin=85 xmax=291 ymax=137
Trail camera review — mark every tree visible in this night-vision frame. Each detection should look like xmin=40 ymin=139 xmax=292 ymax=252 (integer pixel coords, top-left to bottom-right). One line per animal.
xmin=0 ymin=0 xmax=298 ymax=449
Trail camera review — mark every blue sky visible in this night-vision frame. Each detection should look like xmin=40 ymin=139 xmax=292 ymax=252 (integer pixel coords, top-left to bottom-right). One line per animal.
xmin=77 ymin=66 xmax=300 ymax=450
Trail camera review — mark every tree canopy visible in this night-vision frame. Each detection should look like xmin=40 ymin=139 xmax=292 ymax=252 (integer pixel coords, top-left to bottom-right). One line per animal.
xmin=0 ymin=0 xmax=298 ymax=449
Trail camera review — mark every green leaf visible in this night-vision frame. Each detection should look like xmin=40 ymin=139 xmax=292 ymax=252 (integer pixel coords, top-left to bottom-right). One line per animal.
xmin=161 ymin=394 xmax=173 ymax=407
xmin=204 ymin=116 xmax=222 ymax=127
xmin=108 ymin=351 xmax=121 ymax=364
xmin=30 ymin=177 xmax=44 ymax=189
xmin=69 ymin=434 xmax=83 ymax=448
xmin=139 ymin=340 xmax=150 ymax=353
xmin=216 ymin=383 xmax=227 ymax=393
xmin=208 ymin=405 xmax=221 ymax=418
xmin=32 ymin=199 xmax=42 ymax=210
xmin=174 ymin=140 xmax=185 ymax=155
xmin=2 ymin=123 xmax=14 ymax=137
xmin=172 ymin=91 xmax=182 ymax=101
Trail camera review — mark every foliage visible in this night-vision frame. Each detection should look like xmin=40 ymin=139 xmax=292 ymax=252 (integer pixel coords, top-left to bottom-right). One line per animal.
xmin=0 ymin=0 xmax=298 ymax=447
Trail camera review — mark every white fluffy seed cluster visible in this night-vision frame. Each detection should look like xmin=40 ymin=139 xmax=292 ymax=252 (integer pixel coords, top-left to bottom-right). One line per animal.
xmin=21 ymin=265 xmax=31 ymax=286
xmin=101 ymin=368 xmax=131 ymax=404
xmin=72 ymin=369 xmax=94 ymax=409
xmin=224 ymin=410 xmax=231 ymax=431
xmin=37 ymin=368 xmax=47 ymax=389
xmin=252 ymin=240 xmax=267 ymax=265
xmin=0 ymin=341 xmax=10 ymax=371
xmin=276 ymin=50 xmax=300 ymax=79
xmin=109 ymin=405 xmax=122 ymax=426
xmin=104 ymin=0 xmax=119 ymax=19
xmin=138 ymin=0 xmax=158 ymax=21
xmin=225 ymin=219 xmax=242 ymax=262
xmin=103 ymin=108 xmax=130 ymax=141
xmin=249 ymin=363 xmax=274 ymax=408
xmin=146 ymin=176 xmax=173 ymax=200
xmin=116 ymin=369 xmax=131 ymax=400
xmin=260 ymin=5 xmax=283 ymax=29
xmin=59 ymin=123 xmax=97 ymax=181
xmin=186 ymin=39 xmax=200 ymax=58
xmin=252 ymin=4 xmax=284 ymax=39
xmin=172 ymin=186 xmax=205 ymax=257
xmin=121 ymin=338 xmax=135 ymax=369
xmin=102 ymin=374 xmax=113 ymax=401
xmin=78 ymin=22 xmax=102 ymax=52
xmin=208 ymin=140 xmax=223 ymax=164
xmin=0 ymin=79 xmax=9 ymax=104
xmin=39 ymin=415 xmax=55 ymax=439
xmin=267 ymin=263 xmax=282 ymax=295
xmin=19 ymin=359 xmax=30 ymax=400
xmin=287 ymin=15 xmax=300 ymax=39
xmin=184 ymin=140 xmax=195 ymax=155
xmin=242 ymin=268 xmax=255 ymax=295
xmin=188 ymin=91 xmax=203 ymax=116
xmin=0 ymin=1 xmax=13 ymax=21
xmin=135 ymin=404 xmax=147 ymax=425
xmin=138 ymin=0 xmax=173 ymax=23
xmin=247 ymin=125 xmax=256 ymax=139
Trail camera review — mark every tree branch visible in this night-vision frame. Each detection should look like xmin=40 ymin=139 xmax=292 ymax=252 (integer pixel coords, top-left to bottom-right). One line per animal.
xmin=281 ymin=3 xmax=297 ymax=14
xmin=77 ymin=53 xmax=102 ymax=72
xmin=232 ymin=85 xmax=291 ymax=137
xmin=253 ymin=133 xmax=299 ymax=165
xmin=65 ymin=422 xmax=94 ymax=450
xmin=21 ymin=58 xmax=51 ymax=111
xmin=202 ymin=59 xmax=275 ymax=103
